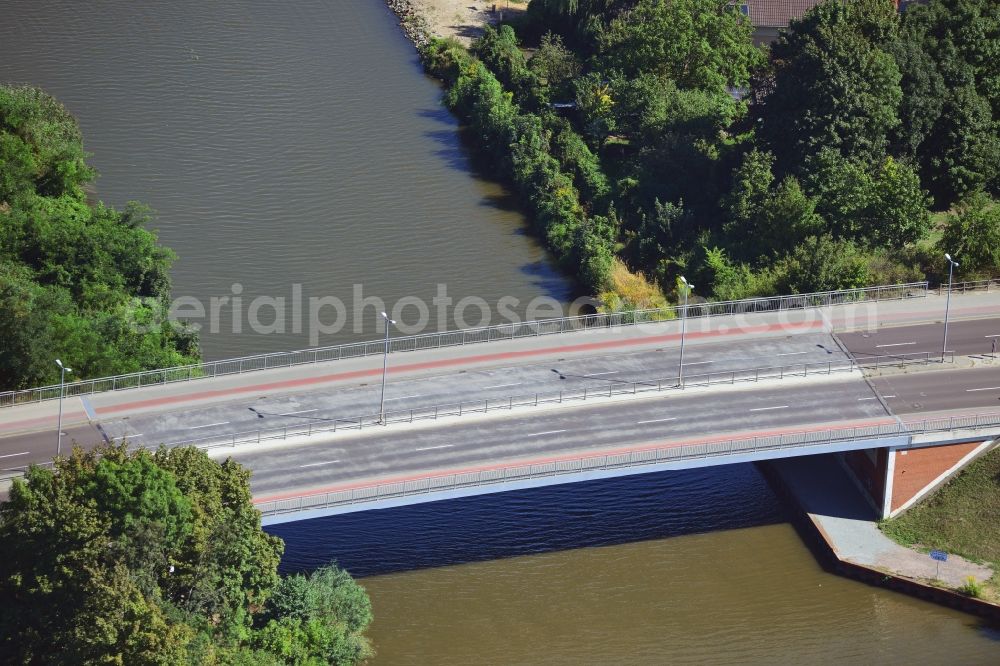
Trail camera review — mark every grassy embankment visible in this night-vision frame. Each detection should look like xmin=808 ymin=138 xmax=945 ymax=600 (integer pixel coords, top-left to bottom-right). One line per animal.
xmin=880 ymin=445 xmax=1000 ymax=601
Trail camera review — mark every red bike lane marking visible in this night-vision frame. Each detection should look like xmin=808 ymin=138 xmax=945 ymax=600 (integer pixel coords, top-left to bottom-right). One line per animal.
xmin=84 ymin=320 xmax=823 ymax=417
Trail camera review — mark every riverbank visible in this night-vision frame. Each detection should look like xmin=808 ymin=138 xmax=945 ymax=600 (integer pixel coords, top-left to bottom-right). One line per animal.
xmin=761 ymin=454 xmax=1000 ymax=622
xmin=880 ymin=443 xmax=1000 ymax=602
xmin=386 ymin=0 xmax=526 ymax=46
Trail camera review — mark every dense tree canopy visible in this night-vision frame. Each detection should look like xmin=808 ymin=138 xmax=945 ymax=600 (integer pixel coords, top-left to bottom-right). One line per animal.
xmin=597 ymin=0 xmax=764 ymax=93
xmin=0 ymin=443 xmax=373 ymax=664
xmin=0 ymin=85 xmax=199 ymax=390
xmin=899 ymin=0 xmax=1000 ymax=205
xmin=426 ymin=0 xmax=997 ymax=306
xmin=760 ymin=0 xmax=903 ymax=171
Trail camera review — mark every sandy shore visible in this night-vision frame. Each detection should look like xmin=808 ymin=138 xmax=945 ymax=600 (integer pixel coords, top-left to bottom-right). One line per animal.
xmin=387 ymin=0 xmax=526 ymax=46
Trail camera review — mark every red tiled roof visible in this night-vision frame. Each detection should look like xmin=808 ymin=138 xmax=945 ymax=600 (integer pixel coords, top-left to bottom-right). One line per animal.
xmin=744 ymin=0 xmax=826 ymax=28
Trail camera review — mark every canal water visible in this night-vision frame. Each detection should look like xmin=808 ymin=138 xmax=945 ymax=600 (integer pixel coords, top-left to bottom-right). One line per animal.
xmin=3 ymin=2 xmax=997 ymax=663
xmin=269 ymin=464 xmax=998 ymax=664
xmin=0 ymin=0 xmax=572 ymax=361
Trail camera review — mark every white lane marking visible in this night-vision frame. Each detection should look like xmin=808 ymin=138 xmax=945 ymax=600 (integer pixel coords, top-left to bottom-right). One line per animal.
xmin=777 ymin=351 xmax=810 ymax=356
xmin=187 ymin=421 xmax=229 ymax=429
xmin=415 ymin=444 xmax=453 ymax=451
xmin=749 ymin=405 xmax=789 ymax=412
xmin=0 ymin=451 xmax=29 ymax=459
xmin=637 ymin=417 xmax=678 ymax=424
xmin=584 ymin=371 xmax=618 ymax=377
xmin=299 ymin=459 xmax=340 ymax=468
xmin=966 ymin=386 xmax=1000 ymax=392
xmin=875 ymin=342 xmax=917 ymax=348
xmin=526 ymin=429 xmax=567 ymax=437
xmin=484 ymin=382 xmax=523 ymax=389
xmin=683 ymin=360 xmax=714 ymax=365
xmin=985 ymin=334 xmax=1000 ymax=338
xmin=125 ymin=433 xmax=144 ymax=438
xmin=883 ymin=395 xmax=896 ymax=399
xmin=281 ymin=409 xmax=318 ymax=415
xmin=384 ymin=395 xmax=420 ymax=401
xmin=857 ymin=397 xmax=878 ymax=401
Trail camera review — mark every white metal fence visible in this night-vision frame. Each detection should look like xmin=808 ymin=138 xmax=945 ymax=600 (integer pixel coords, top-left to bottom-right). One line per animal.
xmin=934 ymin=278 xmax=1000 ymax=295
xmin=0 ymin=282 xmax=928 ymax=408
xmin=255 ymin=409 xmax=1000 ymax=517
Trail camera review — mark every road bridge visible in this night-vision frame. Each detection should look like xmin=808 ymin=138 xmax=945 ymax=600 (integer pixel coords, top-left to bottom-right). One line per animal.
xmin=1 ymin=283 xmax=999 ymax=520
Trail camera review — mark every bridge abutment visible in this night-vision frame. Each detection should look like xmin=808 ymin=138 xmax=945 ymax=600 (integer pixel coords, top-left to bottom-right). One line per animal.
xmin=841 ymin=439 xmax=996 ymax=519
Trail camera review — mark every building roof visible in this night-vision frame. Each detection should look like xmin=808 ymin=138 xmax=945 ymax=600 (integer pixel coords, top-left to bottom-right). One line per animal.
xmin=745 ymin=0 xmax=826 ymax=28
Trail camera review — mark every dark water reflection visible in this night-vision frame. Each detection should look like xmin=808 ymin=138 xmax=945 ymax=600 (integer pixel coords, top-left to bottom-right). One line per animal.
xmin=269 ymin=464 xmax=785 ymax=577
xmin=268 ymin=463 xmax=998 ymax=665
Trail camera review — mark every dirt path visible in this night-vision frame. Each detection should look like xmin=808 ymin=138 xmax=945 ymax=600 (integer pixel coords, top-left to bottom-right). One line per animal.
xmin=388 ymin=0 xmax=527 ymax=46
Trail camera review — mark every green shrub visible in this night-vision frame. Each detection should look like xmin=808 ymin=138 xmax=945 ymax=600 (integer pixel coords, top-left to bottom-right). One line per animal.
xmin=959 ymin=575 xmax=983 ymax=598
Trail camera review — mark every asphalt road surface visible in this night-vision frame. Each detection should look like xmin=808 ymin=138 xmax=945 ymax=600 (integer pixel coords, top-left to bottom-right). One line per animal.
xmin=873 ymin=366 xmax=1000 ymax=415
xmin=4 ymin=317 xmax=1000 ymax=497
xmin=241 ymin=377 xmax=887 ymax=497
xmin=242 ymin=364 xmax=1000 ymax=497
xmin=838 ymin=318 xmax=1000 ymax=359
xmin=1 ymin=332 xmax=849 ymax=463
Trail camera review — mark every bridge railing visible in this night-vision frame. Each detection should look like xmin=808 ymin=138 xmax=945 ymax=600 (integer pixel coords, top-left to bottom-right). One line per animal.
xmin=0 ymin=282 xmax=928 ymax=409
xmin=0 ymin=349 xmax=948 ymax=483
xmin=255 ymin=409 xmax=1000 ymax=517
xmin=934 ymin=278 xmax=1000 ymax=295
xmin=167 ymin=350 xmax=946 ymax=450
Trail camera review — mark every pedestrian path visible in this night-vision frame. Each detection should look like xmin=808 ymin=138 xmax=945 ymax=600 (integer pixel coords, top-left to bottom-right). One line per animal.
xmin=769 ymin=454 xmax=992 ymax=587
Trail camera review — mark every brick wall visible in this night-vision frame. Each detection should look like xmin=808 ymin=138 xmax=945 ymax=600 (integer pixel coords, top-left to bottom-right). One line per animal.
xmin=890 ymin=441 xmax=985 ymax=513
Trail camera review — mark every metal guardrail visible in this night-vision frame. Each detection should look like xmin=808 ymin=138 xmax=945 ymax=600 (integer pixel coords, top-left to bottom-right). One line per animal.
xmin=255 ymin=409 xmax=1000 ymax=517
xmin=934 ymin=278 xmax=999 ymax=295
xmin=0 ymin=282 xmax=928 ymax=409
xmin=171 ymin=350 xmax=947 ymax=450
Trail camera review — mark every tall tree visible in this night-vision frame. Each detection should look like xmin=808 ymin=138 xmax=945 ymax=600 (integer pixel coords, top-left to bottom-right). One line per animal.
xmin=899 ymin=0 xmax=1000 ymax=205
xmin=759 ymin=0 xmax=902 ymax=172
xmin=597 ymin=0 xmax=765 ymax=94
xmin=939 ymin=192 xmax=1000 ymax=274
xmin=902 ymin=0 xmax=1000 ymax=116
xmin=0 ymin=443 xmax=373 ymax=663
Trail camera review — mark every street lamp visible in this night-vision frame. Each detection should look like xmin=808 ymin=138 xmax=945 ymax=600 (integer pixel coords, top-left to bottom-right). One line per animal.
xmin=378 ymin=311 xmax=396 ymax=424
xmin=942 ymin=253 xmax=959 ymax=360
xmin=55 ymin=359 xmax=72 ymax=456
xmin=678 ymin=277 xmax=694 ymax=387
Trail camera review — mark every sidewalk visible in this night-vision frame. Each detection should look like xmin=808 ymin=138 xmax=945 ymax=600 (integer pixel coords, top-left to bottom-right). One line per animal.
xmin=764 ymin=454 xmax=1000 ymax=622
xmin=769 ymin=454 xmax=992 ymax=587
xmin=1 ymin=316 xmax=825 ymax=437
xmin=2 ymin=290 xmax=998 ymax=438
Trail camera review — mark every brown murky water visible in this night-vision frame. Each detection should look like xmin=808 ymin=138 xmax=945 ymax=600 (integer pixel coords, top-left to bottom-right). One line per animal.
xmin=268 ymin=465 xmax=998 ymax=664
xmin=363 ymin=524 xmax=997 ymax=664
xmin=0 ymin=0 xmax=572 ymax=360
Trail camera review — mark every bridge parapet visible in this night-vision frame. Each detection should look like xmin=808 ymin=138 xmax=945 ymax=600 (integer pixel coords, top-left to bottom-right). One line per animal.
xmin=0 ymin=282 xmax=928 ymax=408
xmin=256 ymin=410 xmax=1000 ymax=524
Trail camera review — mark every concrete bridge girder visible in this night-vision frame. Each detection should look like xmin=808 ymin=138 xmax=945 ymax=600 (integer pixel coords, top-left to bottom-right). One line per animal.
xmin=260 ymin=434 xmax=915 ymax=525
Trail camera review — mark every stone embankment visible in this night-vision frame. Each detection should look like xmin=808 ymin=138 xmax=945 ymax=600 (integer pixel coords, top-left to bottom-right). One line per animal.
xmin=385 ymin=0 xmax=432 ymax=48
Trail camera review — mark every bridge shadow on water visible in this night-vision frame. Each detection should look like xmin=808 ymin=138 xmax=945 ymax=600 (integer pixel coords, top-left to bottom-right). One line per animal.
xmin=268 ymin=462 xmax=788 ymax=578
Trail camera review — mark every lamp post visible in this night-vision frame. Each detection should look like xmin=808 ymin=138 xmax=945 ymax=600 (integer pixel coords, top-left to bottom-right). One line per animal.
xmin=942 ymin=253 xmax=959 ymax=361
xmin=55 ymin=359 xmax=72 ymax=456
xmin=678 ymin=277 xmax=693 ymax=387
xmin=379 ymin=311 xmax=396 ymax=424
